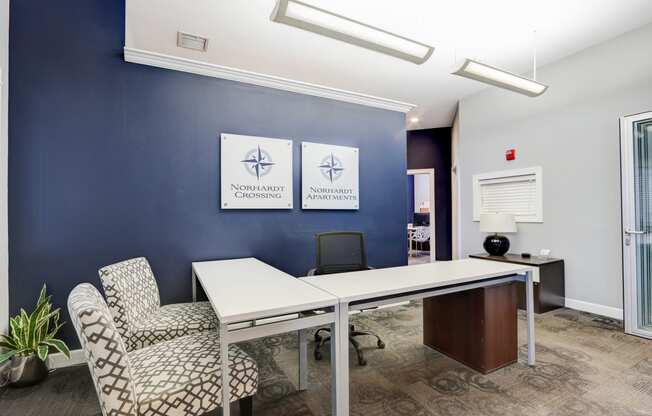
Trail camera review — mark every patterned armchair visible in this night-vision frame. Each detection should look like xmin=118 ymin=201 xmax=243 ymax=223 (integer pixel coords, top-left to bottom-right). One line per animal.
xmin=68 ymin=283 xmax=258 ymax=416
xmin=99 ymin=257 xmax=217 ymax=351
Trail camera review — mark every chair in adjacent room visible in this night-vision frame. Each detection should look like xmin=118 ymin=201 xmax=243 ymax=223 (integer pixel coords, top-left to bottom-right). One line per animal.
xmin=307 ymin=231 xmax=385 ymax=366
xmin=99 ymin=257 xmax=217 ymax=351
xmin=409 ymin=226 xmax=431 ymax=257
xmin=68 ymin=283 xmax=258 ymax=416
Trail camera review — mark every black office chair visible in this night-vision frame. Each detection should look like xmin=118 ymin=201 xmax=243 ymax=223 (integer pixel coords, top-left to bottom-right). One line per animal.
xmin=307 ymin=231 xmax=385 ymax=366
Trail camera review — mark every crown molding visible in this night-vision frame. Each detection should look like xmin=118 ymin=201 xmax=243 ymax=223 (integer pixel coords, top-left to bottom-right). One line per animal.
xmin=123 ymin=47 xmax=415 ymax=113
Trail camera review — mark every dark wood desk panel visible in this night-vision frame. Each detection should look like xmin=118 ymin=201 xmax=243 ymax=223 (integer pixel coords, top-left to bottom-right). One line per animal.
xmin=423 ymin=282 xmax=517 ymax=374
xmin=470 ymin=253 xmax=565 ymax=314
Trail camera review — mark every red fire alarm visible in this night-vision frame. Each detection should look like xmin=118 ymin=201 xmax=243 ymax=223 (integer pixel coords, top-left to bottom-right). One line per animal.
xmin=505 ymin=149 xmax=516 ymax=161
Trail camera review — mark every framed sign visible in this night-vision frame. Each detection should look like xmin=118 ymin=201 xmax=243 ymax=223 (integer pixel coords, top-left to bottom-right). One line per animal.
xmin=220 ymin=133 xmax=293 ymax=209
xmin=301 ymin=142 xmax=359 ymax=210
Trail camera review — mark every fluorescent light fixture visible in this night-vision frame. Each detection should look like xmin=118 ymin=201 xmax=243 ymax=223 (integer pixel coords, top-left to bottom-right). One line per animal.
xmin=452 ymin=59 xmax=548 ymax=97
xmin=409 ymin=117 xmax=419 ymax=123
xmin=271 ymin=0 xmax=434 ymax=64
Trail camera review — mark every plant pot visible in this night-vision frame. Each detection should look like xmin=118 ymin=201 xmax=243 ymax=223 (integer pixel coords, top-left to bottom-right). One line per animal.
xmin=9 ymin=354 xmax=49 ymax=387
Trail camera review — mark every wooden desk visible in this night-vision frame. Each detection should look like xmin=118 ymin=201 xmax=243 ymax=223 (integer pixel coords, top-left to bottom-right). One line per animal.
xmin=423 ymin=283 xmax=517 ymax=374
xmin=305 ymin=259 xmax=536 ymax=415
xmin=470 ymin=253 xmax=565 ymax=313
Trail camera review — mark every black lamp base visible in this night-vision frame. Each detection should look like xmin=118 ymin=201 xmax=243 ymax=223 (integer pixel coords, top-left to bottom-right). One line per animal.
xmin=483 ymin=234 xmax=510 ymax=256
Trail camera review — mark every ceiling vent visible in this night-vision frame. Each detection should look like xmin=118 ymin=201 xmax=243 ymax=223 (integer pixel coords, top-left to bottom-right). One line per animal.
xmin=177 ymin=32 xmax=209 ymax=52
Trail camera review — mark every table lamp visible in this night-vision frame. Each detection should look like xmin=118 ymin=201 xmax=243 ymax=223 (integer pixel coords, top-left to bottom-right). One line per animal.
xmin=480 ymin=213 xmax=517 ymax=256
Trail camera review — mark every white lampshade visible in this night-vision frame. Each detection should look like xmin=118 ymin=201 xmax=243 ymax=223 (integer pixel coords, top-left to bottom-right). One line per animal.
xmin=479 ymin=213 xmax=517 ymax=233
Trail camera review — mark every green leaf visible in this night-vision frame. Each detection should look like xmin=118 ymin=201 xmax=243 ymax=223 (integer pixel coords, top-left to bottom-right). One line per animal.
xmin=41 ymin=339 xmax=70 ymax=358
xmin=0 ymin=349 xmax=18 ymax=364
xmin=34 ymin=301 xmax=50 ymax=330
xmin=0 ymin=334 xmax=17 ymax=348
xmin=36 ymin=309 xmax=59 ymax=329
xmin=20 ymin=309 xmax=30 ymax=347
xmin=27 ymin=309 xmax=40 ymax=349
xmin=36 ymin=284 xmax=47 ymax=309
xmin=0 ymin=340 xmax=16 ymax=350
xmin=10 ymin=317 xmax=24 ymax=349
xmin=39 ymin=306 xmax=55 ymax=342
xmin=47 ymin=322 xmax=64 ymax=340
xmin=5 ymin=284 xmax=66 ymax=354
xmin=33 ymin=295 xmax=49 ymax=317
xmin=10 ymin=316 xmax=23 ymax=335
xmin=30 ymin=301 xmax=49 ymax=347
xmin=36 ymin=344 xmax=49 ymax=361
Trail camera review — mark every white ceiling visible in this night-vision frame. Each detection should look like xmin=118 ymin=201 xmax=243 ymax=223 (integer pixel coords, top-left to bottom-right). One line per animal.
xmin=126 ymin=0 xmax=652 ymax=128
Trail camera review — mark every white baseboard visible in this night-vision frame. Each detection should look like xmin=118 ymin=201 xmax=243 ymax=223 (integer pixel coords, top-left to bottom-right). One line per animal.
xmin=47 ymin=349 xmax=85 ymax=369
xmin=565 ymin=298 xmax=623 ymax=320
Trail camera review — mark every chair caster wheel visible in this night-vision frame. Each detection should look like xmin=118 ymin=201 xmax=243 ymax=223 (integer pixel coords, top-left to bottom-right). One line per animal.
xmin=314 ymin=350 xmax=323 ymax=361
xmin=358 ymin=358 xmax=367 ymax=366
xmin=377 ymin=340 xmax=385 ymax=349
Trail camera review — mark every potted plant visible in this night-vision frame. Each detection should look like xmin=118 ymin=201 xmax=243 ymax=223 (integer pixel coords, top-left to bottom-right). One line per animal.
xmin=0 ymin=284 xmax=70 ymax=387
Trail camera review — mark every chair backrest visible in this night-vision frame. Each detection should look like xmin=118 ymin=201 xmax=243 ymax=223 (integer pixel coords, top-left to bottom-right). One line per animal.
xmin=98 ymin=257 xmax=161 ymax=341
xmin=412 ymin=226 xmax=430 ymax=242
xmin=314 ymin=231 xmax=369 ymax=275
xmin=68 ymin=283 xmax=138 ymax=416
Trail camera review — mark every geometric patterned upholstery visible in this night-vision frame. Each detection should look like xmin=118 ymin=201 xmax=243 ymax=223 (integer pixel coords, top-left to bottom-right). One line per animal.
xmin=68 ymin=283 xmax=258 ymax=416
xmin=130 ymin=331 xmax=258 ymax=416
xmin=99 ymin=257 xmax=217 ymax=351
xmin=129 ymin=302 xmax=217 ymax=351
xmin=68 ymin=283 xmax=140 ymax=416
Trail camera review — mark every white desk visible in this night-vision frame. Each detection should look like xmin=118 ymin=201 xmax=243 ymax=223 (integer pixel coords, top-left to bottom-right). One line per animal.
xmin=192 ymin=258 xmax=340 ymax=416
xmin=304 ymin=258 xmax=536 ymax=416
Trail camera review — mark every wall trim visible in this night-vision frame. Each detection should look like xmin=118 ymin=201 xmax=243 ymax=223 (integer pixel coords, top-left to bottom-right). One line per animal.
xmin=47 ymin=349 xmax=86 ymax=369
xmin=123 ymin=47 xmax=416 ymax=113
xmin=565 ymin=297 xmax=623 ymax=320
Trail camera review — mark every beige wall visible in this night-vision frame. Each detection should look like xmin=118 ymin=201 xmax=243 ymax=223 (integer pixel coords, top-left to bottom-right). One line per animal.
xmin=451 ymin=107 xmax=459 ymax=259
xmin=451 ymin=106 xmax=460 ymax=260
xmin=458 ymin=23 xmax=652 ymax=318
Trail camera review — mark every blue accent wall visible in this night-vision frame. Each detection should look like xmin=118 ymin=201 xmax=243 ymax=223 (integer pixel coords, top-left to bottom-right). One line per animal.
xmin=407 ymin=128 xmax=452 ymax=260
xmin=9 ymin=0 xmax=407 ymax=346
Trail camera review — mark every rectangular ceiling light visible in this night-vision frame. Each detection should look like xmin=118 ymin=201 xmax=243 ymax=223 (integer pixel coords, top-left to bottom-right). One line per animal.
xmin=452 ymin=59 xmax=548 ymax=97
xmin=271 ymin=0 xmax=434 ymax=64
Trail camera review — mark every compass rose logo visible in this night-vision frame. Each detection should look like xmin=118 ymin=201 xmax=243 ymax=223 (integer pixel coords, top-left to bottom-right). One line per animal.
xmin=241 ymin=146 xmax=275 ymax=180
xmin=319 ymin=153 xmax=344 ymax=183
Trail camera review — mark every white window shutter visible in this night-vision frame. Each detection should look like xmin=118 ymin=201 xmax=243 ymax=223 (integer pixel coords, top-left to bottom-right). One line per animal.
xmin=473 ymin=167 xmax=543 ymax=223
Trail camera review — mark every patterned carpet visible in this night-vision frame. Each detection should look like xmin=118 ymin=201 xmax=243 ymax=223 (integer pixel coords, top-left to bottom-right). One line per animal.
xmin=2 ymin=302 xmax=652 ymax=416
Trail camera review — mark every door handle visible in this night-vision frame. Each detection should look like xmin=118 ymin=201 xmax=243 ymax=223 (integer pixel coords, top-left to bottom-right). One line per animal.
xmin=625 ymin=229 xmax=646 ymax=235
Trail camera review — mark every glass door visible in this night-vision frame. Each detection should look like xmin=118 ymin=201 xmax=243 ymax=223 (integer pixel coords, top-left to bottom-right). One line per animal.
xmin=621 ymin=111 xmax=652 ymax=338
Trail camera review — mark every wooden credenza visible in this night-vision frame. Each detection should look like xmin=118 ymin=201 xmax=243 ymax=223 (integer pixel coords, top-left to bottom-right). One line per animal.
xmin=469 ymin=253 xmax=565 ymax=314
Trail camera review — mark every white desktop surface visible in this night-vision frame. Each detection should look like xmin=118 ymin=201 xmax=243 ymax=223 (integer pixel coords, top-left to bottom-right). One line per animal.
xmin=192 ymin=258 xmax=338 ymax=324
xmin=304 ymin=258 xmax=533 ymax=303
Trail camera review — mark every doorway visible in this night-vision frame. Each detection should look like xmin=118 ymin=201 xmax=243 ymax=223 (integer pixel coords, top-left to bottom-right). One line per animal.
xmin=621 ymin=111 xmax=652 ymax=339
xmin=407 ymin=169 xmax=436 ymax=263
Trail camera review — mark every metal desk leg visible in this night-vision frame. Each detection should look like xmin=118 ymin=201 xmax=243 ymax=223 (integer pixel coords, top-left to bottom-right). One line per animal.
xmin=330 ymin=308 xmax=339 ymax=416
xmin=192 ymin=269 xmax=197 ymax=303
xmin=332 ymin=302 xmax=349 ymax=416
xmin=298 ymin=329 xmax=308 ymax=391
xmin=219 ymin=322 xmax=231 ymax=416
xmin=525 ymin=270 xmax=536 ymax=366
